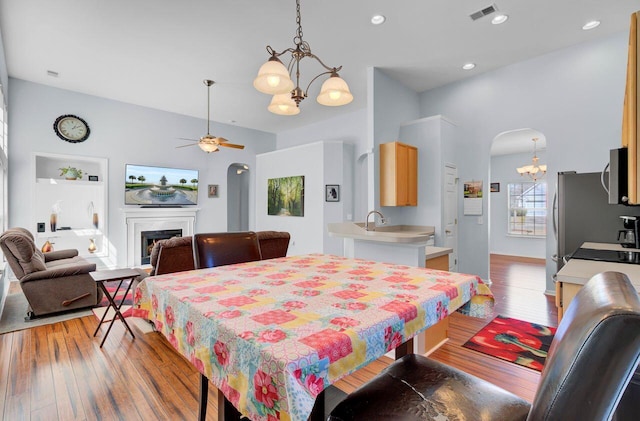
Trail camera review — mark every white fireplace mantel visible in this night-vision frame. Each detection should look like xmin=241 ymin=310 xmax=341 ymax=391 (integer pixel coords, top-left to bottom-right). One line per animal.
xmin=122 ymin=207 xmax=199 ymax=267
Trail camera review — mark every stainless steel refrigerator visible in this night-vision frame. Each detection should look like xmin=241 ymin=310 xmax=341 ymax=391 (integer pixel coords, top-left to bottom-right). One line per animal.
xmin=554 ymin=171 xmax=640 ymax=273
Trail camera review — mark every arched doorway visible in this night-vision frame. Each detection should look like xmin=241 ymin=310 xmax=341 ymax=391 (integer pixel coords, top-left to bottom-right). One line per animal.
xmin=227 ymin=163 xmax=250 ymax=231
xmin=489 ymin=129 xmax=547 ymax=284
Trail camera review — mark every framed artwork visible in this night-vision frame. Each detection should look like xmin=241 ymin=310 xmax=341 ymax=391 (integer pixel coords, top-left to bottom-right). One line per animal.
xmin=208 ymin=184 xmax=219 ymax=198
xmin=325 ymin=185 xmax=340 ymax=202
xmin=267 ymin=176 xmax=305 ymax=216
xmin=490 ymin=182 xmax=500 ymax=192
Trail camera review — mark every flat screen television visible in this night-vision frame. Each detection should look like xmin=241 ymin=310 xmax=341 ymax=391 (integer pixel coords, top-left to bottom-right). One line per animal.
xmin=125 ymin=164 xmax=199 ymax=206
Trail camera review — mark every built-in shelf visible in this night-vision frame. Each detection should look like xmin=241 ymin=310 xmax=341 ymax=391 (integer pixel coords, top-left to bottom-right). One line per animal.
xmin=33 ymin=152 xmax=108 ymax=259
xmin=37 ymin=178 xmax=105 ymax=186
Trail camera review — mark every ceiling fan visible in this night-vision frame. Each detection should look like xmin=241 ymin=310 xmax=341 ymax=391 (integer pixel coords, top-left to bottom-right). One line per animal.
xmin=177 ymin=80 xmax=245 ymax=153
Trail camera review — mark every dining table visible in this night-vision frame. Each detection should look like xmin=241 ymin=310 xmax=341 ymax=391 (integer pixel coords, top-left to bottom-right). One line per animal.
xmin=134 ymin=253 xmax=493 ymax=421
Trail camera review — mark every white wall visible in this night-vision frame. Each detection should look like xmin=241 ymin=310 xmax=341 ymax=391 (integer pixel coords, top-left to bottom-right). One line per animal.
xmin=255 ymin=141 xmax=353 ymax=256
xmin=277 ymin=109 xmax=367 ymax=222
xmin=8 ymin=78 xmax=276 ymax=267
xmin=372 ymin=68 xmax=421 ymax=211
xmin=394 ymin=115 xmax=460 ymax=245
xmin=490 ymin=151 xmax=547 ymax=258
xmin=419 ymin=32 xmax=628 ymax=291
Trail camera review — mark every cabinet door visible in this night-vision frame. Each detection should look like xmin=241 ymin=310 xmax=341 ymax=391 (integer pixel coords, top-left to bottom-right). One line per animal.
xmin=380 ymin=141 xmax=418 ymax=206
xmin=407 ymin=145 xmax=418 ymax=206
xmin=396 ymin=143 xmax=409 ymax=205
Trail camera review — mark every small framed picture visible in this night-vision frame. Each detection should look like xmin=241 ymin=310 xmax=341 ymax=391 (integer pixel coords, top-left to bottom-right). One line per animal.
xmin=490 ymin=182 xmax=500 ymax=193
xmin=208 ymin=184 xmax=219 ymax=198
xmin=325 ymin=185 xmax=340 ymax=202
xmin=88 ymin=175 xmax=99 ymax=181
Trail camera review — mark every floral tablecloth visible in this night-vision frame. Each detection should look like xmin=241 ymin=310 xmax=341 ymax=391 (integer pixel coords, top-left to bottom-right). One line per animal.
xmin=134 ymin=254 xmax=493 ymax=421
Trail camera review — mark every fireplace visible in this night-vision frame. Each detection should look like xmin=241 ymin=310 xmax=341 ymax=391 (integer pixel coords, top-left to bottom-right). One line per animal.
xmin=124 ymin=207 xmax=198 ymax=267
xmin=140 ymin=229 xmax=182 ymax=265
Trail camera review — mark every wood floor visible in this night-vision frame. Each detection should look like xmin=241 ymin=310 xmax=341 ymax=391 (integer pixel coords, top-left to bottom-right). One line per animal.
xmin=0 ymin=254 xmax=554 ymax=420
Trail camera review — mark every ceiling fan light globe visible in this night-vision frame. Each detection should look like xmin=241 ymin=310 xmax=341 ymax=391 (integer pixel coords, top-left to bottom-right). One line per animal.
xmin=317 ymin=75 xmax=353 ymax=106
xmin=268 ymin=93 xmax=300 ymax=115
xmin=254 ymin=59 xmax=294 ymax=95
xmin=198 ymin=141 xmax=219 ymax=153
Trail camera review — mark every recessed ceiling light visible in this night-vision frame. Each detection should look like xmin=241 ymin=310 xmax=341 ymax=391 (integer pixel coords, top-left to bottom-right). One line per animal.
xmin=371 ymin=15 xmax=386 ymax=25
xmin=582 ymin=20 xmax=600 ymax=30
xmin=491 ymin=14 xmax=508 ymax=25
xmin=462 ymin=63 xmax=476 ymax=70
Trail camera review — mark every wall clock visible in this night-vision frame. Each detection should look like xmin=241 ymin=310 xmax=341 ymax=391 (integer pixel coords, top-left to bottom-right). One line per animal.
xmin=53 ymin=114 xmax=90 ymax=143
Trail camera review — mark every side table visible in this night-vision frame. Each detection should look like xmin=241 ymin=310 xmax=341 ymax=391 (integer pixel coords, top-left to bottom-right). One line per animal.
xmin=91 ymin=268 xmax=141 ymax=347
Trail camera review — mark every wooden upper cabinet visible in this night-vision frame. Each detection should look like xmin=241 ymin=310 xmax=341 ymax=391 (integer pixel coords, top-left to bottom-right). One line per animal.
xmin=623 ymin=11 xmax=639 ymax=204
xmin=380 ymin=141 xmax=418 ymax=206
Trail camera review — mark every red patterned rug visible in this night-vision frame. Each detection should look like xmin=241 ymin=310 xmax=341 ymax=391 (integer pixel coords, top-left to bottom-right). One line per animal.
xmin=463 ymin=315 xmax=557 ymax=371
xmin=92 ymin=280 xmax=134 ymax=322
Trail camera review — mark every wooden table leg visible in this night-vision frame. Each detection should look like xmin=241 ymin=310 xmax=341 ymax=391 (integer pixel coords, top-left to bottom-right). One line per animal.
xmin=212 ymin=378 xmax=242 ymax=421
xmin=199 ymin=374 xmax=208 ymax=421
xmin=395 ymin=338 xmax=414 ymax=360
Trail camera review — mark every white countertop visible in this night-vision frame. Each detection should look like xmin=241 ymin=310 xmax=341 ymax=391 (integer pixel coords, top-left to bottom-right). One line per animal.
xmin=425 ymin=246 xmax=453 ymax=259
xmin=556 ymin=242 xmax=640 ymax=291
xmin=327 ymin=222 xmax=435 ymax=244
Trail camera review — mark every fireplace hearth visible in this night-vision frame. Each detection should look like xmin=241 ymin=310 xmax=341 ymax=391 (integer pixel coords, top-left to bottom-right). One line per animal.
xmin=141 ymin=229 xmax=182 ymax=265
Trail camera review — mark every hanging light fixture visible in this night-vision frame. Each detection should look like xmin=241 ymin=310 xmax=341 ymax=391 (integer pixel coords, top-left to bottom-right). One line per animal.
xmin=516 ymin=138 xmax=547 ymax=181
xmin=253 ymin=0 xmax=353 ymax=115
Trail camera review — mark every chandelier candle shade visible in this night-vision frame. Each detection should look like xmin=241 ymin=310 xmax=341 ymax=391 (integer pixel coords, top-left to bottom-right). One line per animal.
xmin=254 ymin=0 xmax=353 ymax=115
xmin=516 ymin=138 xmax=547 ymax=181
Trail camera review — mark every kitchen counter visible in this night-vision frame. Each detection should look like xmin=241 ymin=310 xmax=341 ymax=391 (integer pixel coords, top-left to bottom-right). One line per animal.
xmin=556 ymin=242 xmax=640 ymax=321
xmin=328 ymin=222 xmax=439 ymax=267
xmin=556 ymin=242 xmax=640 ymax=289
xmin=327 ymin=222 xmax=435 ymax=244
xmin=425 ymin=246 xmax=453 ymax=260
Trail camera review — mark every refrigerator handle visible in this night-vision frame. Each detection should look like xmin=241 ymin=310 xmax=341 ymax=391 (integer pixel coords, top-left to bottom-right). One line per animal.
xmin=601 ymin=163 xmax=610 ymax=194
xmin=552 ymin=190 xmax=558 ymax=241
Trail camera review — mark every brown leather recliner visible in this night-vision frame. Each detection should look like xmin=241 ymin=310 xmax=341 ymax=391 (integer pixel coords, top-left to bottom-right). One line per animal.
xmin=256 ymin=230 xmax=290 ymax=259
xmin=0 ymin=227 xmax=103 ymax=318
xmin=148 ymin=236 xmax=195 ymax=276
xmin=329 ymin=271 xmax=640 ymax=421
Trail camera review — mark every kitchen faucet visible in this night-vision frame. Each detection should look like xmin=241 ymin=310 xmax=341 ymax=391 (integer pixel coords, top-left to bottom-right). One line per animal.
xmin=365 ymin=210 xmax=387 ymax=231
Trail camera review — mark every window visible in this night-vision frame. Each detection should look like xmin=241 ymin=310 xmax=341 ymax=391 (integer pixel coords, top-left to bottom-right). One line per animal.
xmin=508 ymin=182 xmax=546 ymax=236
xmin=0 ymin=85 xmax=7 ymax=265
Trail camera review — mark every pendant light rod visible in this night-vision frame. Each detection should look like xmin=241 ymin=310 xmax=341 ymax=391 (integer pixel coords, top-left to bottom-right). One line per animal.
xmin=204 ymin=79 xmax=214 ymax=135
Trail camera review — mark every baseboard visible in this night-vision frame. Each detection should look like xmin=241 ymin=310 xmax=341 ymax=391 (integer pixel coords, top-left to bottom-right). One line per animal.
xmin=0 ymin=263 xmax=8 ymax=317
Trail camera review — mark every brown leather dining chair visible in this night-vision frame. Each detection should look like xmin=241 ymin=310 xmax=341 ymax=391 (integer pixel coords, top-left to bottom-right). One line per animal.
xmin=191 ymin=231 xmax=264 ymax=420
xmin=149 ymin=236 xmax=195 ymax=276
xmin=192 ymin=231 xmax=262 ymax=270
xmin=329 ymin=271 xmax=640 ymax=421
xmin=256 ymin=230 xmax=291 ymax=259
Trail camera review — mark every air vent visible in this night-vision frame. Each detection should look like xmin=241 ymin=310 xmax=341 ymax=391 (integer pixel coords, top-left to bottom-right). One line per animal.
xmin=46 ymin=70 xmax=59 ymax=77
xmin=470 ymin=4 xmax=498 ymax=21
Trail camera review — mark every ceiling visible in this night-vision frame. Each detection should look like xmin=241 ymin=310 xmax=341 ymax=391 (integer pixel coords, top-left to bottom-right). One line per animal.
xmin=1 ymin=0 xmax=639 ymax=134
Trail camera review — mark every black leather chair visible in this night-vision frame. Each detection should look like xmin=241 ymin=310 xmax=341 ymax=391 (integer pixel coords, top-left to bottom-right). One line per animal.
xmin=192 ymin=231 xmax=262 ymax=269
xmin=329 ymin=271 xmax=640 ymax=421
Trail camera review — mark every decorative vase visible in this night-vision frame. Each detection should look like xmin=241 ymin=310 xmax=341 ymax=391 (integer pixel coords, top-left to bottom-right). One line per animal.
xmin=92 ymin=213 xmax=99 ymax=229
xmin=41 ymin=240 xmax=53 ymax=253
xmin=88 ymin=238 xmax=97 ymax=253
xmin=50 ymin=213 xmax=57 ymax=232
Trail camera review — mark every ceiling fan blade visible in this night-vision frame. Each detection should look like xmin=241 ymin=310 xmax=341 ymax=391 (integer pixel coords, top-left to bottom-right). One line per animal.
xmin=178 ymin=137 xmax=200 ymax=142
xmin=219 ymin=143 xmax=245 ymax=149
xmin=176 ymin=143 xmax=199 ymax=148
xmin=216 ymin=137 xmax=229 ymax=143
